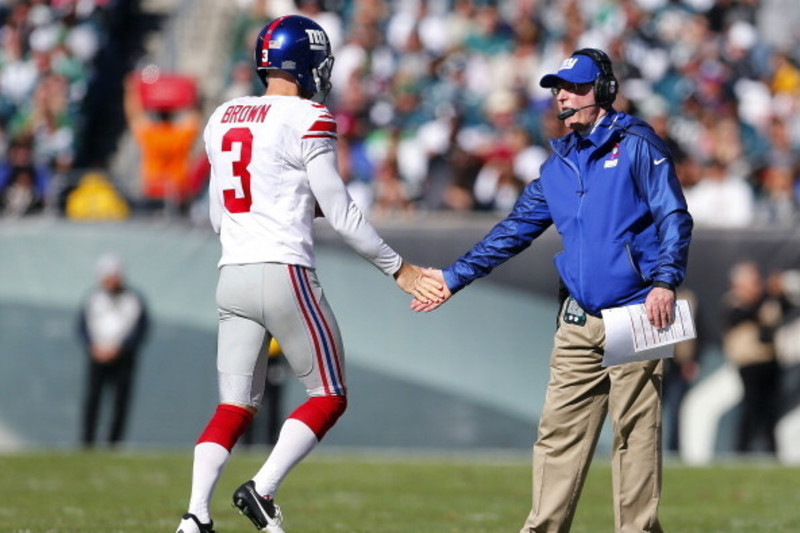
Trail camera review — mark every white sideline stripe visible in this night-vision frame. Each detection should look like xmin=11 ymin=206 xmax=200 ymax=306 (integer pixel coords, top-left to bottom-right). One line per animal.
xmin=0 ymin=418 xmax=25 ymax=451
xmin=679 ymin=363 xmax=742 ymax=465
xmin=777 ymin=405 xmax=800 ymax=464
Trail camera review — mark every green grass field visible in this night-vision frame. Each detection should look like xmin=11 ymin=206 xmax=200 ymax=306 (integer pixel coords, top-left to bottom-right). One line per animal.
xmin=1 ymin=450 xmax=799 ymax=532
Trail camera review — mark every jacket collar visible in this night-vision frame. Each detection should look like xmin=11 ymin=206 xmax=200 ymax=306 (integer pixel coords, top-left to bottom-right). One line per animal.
xmin=550 ymin=109 xmax=630 ymax=157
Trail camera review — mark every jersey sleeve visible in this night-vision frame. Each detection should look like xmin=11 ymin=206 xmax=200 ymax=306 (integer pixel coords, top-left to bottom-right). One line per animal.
xmin=300 ymin=103 xmax=338 ymax=163
xmin=307 ymin=150 xmax=402 ymax=276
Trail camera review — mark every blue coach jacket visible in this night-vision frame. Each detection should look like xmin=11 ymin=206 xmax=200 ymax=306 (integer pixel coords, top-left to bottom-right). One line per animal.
xmin=443 ymin=110 xmax=693 ymax=316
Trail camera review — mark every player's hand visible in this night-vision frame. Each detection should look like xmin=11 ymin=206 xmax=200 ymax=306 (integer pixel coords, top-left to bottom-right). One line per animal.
xmin=410 ymin=268 xmax=451 ymax=312
xmin=645 ymin=286 xmax=675 ymax=329
xmin=393 ymin=262 xmax=445 ymax=304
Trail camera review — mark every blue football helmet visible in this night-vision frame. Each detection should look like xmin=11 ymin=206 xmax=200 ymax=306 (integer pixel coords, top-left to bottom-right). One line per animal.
xmin=254 ymin=15 xmax=334 ymax=102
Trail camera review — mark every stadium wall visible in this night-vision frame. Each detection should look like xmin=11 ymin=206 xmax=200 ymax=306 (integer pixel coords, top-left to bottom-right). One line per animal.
xmin=0 ymin=218 xmax=798 ymax=461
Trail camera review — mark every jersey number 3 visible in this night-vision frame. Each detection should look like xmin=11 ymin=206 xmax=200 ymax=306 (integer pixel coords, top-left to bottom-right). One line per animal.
xmin=221 ymin=128 xmax=253 ymax=213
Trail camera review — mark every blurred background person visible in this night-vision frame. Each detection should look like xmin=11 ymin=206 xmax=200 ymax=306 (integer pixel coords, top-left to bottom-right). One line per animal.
xmin=683 ymin=158 xmax=755 ymax=228
xmin=123 ymin=73 xmax=201 ymax=216
xmin=753 ymin=163 xmax=799 ymax=226
xmin=662 ymin=288 xmax=701 ymax=455
xmin=0 ymin=134 xmax=50 ymax=217
xmin=77 ymin=252 xmax=149 ymax=449
xmin=722 ymin=261 xmax=783 ymax=455
xmin=0 ymin=162 xmax=43 ymax=217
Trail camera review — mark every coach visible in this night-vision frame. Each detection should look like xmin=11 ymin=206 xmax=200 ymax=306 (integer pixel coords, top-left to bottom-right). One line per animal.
xmin=415 ymin=48 xmax=693 ymax=532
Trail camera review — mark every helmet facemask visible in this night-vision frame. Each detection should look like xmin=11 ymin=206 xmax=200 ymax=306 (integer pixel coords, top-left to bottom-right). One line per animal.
xmin=311 ymin=56 xmax=334 ymax=103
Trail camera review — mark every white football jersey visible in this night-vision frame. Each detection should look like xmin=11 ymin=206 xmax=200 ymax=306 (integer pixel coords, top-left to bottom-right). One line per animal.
xmin=205 ymin=95 xmax=401 ymax=275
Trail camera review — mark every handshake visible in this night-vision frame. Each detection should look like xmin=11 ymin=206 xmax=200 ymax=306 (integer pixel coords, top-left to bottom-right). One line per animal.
xmin=392 ymin=262 xmax=452 ymax=312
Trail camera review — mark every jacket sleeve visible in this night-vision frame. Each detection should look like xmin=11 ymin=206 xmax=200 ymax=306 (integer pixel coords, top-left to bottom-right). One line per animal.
xmin=632 ymin=133 xmax=693 ymax=289
xmin=443 ymin=177 xmax=553 ymax=293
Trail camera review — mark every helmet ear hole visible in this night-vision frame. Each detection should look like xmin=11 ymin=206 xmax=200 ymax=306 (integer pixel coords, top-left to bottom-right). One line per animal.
xmin=254 ymin=15 xmax=334 ymax=100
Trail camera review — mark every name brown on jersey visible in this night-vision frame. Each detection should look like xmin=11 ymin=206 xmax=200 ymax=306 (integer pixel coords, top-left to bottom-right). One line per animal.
xmin=221 ymin=104 xmax=271 ymax=124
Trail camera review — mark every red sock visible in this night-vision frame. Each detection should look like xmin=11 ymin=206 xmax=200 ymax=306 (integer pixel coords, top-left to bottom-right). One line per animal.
xmin=197 ymin=404 xmax=253 ymax=451
xmin=289 ymin=396 xmax=347 ymax=440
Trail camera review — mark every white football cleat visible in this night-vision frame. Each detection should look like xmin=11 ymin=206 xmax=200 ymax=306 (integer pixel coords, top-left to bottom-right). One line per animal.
xmin=175 ymin=512 xmax=215 ymax=533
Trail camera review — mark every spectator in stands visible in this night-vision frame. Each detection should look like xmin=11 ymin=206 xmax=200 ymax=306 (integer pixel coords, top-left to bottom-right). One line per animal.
xmin=219 ymin=60 xmax=257 ymax=103
xmin=123 ymin=74 xmax=201 ymax=214
xmin=722 ymin=261 xmax=783 ymax=454
xmin=14 ymin=72 xmax=75 ymax=172
xmin=371 ymin=128 xmax=414 ymax=217
xmin=683 ymin=158 xmax=755 ymax=227
xmin=470 ymin=91 xmax=529 ymax=213
xmin=754 ymin=163 xmax=800 ymax=226
xmin=769 ymin=49 xmax=800 ymax=96
xmin=77 ymin=253 xmax=149 ymax=449
xmin=217 ymin=1 xmax=800 ymax=220
xmin=10 ymin=0 xmax=789 ymax=222
xmin=418 ymin=111 xmax=482 ymax=211
xmin=0 ymin=0 xmax=104 ymax=216
xmin=0 ymin=134 xmax=50 ymax=214
xmin=0 ymin=164 xmax=42 ymax=217
xmin=761 ymin=114 xmax=800 ymax=174
xmin=0 ymin=3 xmax=39 ymax=117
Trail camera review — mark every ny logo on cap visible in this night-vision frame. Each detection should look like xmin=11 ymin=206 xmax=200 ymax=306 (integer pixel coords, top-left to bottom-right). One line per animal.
xmin=560 ymin=57 xmax=579 ymax=70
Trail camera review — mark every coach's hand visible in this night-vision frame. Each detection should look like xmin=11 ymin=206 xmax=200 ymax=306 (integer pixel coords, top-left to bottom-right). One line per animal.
xmin=394 ymin=262 xmax=445 ymax=304
xmin=645 ymin=286 xmax=675 ymax=329
xmin=410 ymin=268 xmax=451 ymax=312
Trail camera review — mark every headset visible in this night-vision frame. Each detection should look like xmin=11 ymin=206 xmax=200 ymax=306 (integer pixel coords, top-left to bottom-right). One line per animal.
xmin=571 ymin=48 xmax=618 ymax=108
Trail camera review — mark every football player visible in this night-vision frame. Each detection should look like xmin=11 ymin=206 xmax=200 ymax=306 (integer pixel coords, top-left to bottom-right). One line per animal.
xmin=175 ymin=15 xmax=443 ymax=533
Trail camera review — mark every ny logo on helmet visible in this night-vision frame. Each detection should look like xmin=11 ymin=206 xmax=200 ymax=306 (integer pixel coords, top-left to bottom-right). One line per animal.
xmin=305 ymin=29 xmax=328 ymax=51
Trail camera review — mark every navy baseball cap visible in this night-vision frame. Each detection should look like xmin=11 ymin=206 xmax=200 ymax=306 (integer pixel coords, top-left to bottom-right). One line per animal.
xmin=540 ymin=53 xmax=602 ymax=88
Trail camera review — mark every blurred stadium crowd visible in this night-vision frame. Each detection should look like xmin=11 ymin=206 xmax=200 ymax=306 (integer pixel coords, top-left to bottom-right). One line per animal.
xmin=0 ymin=0 xmax=101 ymax=216
xmin=1 ymin=0 xmax=800 ymax=226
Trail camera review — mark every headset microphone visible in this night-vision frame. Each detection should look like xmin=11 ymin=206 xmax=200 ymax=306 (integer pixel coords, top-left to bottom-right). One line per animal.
xmin=557 ymin=104 xmax=599 ymax=121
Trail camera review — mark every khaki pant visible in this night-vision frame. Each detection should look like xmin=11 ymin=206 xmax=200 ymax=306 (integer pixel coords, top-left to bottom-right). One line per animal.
xmin=520 ymin=300 xmax=664 ymax=533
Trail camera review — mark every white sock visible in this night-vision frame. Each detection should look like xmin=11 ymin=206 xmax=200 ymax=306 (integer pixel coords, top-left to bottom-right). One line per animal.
xmin=252 ymin=418 xmax=319 ymax=497
xmin=187 ymin=442 xmax=230 ymax=523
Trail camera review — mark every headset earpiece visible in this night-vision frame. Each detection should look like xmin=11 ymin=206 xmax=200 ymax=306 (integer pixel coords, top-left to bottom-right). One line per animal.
xmin=572 ymin=48 xmax=618 ymax=107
